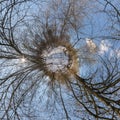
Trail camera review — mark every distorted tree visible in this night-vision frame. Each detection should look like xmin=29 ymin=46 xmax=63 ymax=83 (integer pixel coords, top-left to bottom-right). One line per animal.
xmin=0 ymin=0 xmax=120 ymax=120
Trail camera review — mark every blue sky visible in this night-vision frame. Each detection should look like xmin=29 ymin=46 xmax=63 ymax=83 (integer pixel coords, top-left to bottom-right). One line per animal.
xmin=0 ymin=0 xmax=120 ymax=120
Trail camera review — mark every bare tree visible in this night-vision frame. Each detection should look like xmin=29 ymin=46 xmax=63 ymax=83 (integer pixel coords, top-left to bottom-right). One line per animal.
xmin=0 ymin=0 xmax=120 ymax=120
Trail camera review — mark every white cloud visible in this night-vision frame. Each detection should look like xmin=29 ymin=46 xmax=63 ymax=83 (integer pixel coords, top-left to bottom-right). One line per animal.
xmin=86 ymin=38 xmax=97 ymax=53
xmin=99 ymin=40 xmax=109 ymax=54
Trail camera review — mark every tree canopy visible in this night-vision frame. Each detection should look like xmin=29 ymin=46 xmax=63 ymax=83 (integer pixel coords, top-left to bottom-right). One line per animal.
xmin=0 ymin=0 xmax=120 ymax=120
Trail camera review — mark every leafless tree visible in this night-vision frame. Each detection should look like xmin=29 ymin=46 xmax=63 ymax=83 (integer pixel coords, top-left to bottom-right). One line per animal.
xmin=0 ymin=0 xmax=120 ymax=120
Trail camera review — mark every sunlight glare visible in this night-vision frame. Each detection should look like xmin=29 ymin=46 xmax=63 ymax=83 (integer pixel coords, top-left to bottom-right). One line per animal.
xmin=20 ymin=57 xmax=26 ymax=63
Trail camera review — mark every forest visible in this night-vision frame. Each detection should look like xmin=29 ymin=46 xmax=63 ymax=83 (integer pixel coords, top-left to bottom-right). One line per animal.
xmin=0 ymin=0 xmax=120 ymax=120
